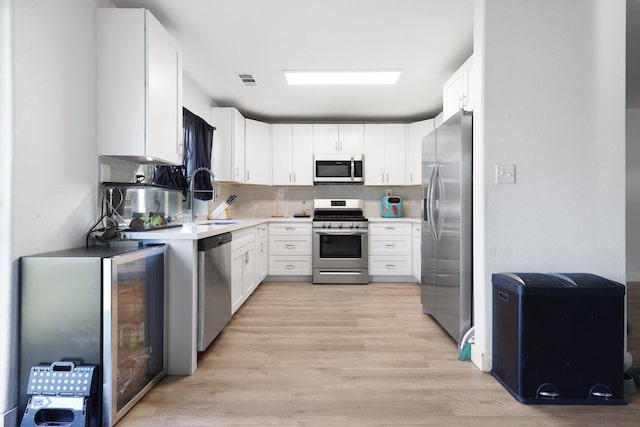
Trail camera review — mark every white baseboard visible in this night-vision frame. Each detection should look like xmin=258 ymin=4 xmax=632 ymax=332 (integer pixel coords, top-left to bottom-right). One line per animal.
xmin=471 ymin=346 xmax=491 ymax=372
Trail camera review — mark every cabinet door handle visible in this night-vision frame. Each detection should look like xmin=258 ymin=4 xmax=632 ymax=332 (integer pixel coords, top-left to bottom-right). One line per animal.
xmin=289 ymin=172 xmax=292 ymax=183
xmin=246 ymin=170 xmax=250 ymax=181
xmin=293 ymin=172 xmax=296 ymax=182
xmin=410 ymin=172 xmax=413 ymax=182
xmin=386 ymin=173 xmax=389 ymax=182
xmin=381 ymin=172 xmax=385 ymax=182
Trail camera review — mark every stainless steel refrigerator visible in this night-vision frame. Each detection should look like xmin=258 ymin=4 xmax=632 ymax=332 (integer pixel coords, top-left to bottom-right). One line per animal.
xmin=421 ymin=110 xmax=473 ymax=344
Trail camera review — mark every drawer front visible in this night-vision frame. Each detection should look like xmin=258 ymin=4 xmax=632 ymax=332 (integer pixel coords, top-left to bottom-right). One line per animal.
xmin=269 ymin=223 xmax=312 ymax=235
xmin=269 ymin=256 xmax=312 ymax=275
xmin=269 ymin=236 xmax=312 ymax=255
xmin=369 ymin=256 xmax=412 ymax=276
xmin=369 ymin=223 xmax=412 ymax=236
xmin=256 ymin=224 xmax=269 ymax=239
xmin=369 ymin=235 xmax=411 ymax=255
xmin=232 ymin=227 xmax=255 ymax=251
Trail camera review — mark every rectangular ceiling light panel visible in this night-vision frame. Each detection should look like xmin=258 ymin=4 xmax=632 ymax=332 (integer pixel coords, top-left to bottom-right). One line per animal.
xmin=284 ymin=70 xmax=401 ymax=85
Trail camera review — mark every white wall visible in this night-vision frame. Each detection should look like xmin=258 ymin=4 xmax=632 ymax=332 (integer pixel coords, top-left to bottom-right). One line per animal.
xmin=627 ymin=108 xmax=640 ymax=280
xmin=0 ymin=0 xmax=13 ymax=423
xmin=3 ymin=0 xmax=109 ymax=423
xmin=472 ymin=0 xmax=627 ymax=370
xmin=184 ymin=73 xmax=216 ymax=124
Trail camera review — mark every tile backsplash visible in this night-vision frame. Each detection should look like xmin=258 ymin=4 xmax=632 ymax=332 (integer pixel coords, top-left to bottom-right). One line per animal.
xmin=209 ymin=184 xmax=421 ymax=219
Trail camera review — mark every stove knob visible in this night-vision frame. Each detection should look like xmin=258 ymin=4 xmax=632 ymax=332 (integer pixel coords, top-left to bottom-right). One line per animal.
xmin=338 ymin=223 xmax=343 ymax=229
xmin=353 ymin=223 xmax=359 ymax=229
xmin=326 ymin=223 xmax=332 ymax=229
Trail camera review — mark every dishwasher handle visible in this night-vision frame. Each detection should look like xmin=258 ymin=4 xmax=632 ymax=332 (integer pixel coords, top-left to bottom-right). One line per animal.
xmin=198 ymin=232 xmax=232 ymax=251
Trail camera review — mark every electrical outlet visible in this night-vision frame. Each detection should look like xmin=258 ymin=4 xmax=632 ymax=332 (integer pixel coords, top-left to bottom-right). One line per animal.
xmin=277 ymin=189 xmax=284 ymax=198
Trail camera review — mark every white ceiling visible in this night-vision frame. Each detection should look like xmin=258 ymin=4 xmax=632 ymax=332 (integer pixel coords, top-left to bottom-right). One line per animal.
xmin=110 ymin=0 xmax=474 ymax=122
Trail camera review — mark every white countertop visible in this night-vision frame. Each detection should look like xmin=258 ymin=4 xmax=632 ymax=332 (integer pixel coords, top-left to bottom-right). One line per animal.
xmin=123 ymin=217 xmax=312 ymax=240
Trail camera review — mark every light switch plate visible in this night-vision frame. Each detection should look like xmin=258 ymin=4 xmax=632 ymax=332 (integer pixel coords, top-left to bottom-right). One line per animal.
xmin=495 ymin=164 xmax=515 ymax=184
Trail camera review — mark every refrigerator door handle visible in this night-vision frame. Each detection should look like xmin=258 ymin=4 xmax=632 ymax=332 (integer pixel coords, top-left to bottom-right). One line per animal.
xmin=434 ymin=165 xmax=446 ymax=240
xmin=427 ymin=165 xmax=438 ymax=241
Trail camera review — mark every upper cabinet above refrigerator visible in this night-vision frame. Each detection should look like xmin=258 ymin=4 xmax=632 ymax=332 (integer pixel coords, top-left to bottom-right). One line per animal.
xmin=442 ymin=55 xmax=475 ymax=123
xmin=97 ymin=9 xmax=183 ymax=165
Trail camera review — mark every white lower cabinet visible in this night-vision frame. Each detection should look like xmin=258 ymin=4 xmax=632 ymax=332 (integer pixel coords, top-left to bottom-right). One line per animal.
xmin=231 ymin=227 xmax=257 ymax=313
xmin=256 ymin=224 xmax=269 ymax=283
xmin=412 ymin=223 xmax=421 ymax=281
xmin=368 ymin=222 xmax=412 ymax=276
xmin=268 ymin=222 xmax=312 ymax=275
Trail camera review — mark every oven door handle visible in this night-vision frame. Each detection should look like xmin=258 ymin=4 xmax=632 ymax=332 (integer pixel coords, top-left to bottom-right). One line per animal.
xmin=313 ymin=230 xmax=368 ymax=235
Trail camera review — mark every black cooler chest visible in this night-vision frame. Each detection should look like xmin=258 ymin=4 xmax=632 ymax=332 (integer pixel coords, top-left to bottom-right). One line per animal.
xmin=491 ymin=273 xmax=625 ymax=405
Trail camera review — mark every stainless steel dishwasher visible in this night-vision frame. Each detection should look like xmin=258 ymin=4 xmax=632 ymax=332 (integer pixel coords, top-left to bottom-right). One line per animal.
xmin=197 ymin=232 xmax=232 ymax=351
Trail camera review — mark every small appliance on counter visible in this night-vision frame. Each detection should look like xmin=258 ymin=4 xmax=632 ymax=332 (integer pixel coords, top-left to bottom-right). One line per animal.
xmin=381 ymin=195 xmax=403 ymax=218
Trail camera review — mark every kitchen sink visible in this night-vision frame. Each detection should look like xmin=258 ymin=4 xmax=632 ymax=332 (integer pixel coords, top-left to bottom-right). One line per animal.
xmin=197 ymin=219 xmax=243 ymax=225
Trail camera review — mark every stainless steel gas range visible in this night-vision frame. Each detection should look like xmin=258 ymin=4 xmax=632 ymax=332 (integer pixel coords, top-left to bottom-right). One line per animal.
xmin=312 ymin=199 xmax=369 ymax=284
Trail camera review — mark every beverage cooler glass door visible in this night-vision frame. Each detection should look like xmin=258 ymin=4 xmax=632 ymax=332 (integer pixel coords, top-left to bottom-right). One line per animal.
xmin=103 ymin=244 xmax=166 ymax=426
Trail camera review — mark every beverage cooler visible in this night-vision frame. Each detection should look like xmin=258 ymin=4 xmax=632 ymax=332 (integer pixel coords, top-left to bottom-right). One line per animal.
xmin=19 ymin=244 xmax=166 ymax=426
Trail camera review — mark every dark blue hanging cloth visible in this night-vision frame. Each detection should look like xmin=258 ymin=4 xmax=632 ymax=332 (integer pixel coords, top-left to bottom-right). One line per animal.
xmin=153 ymin=108 xmax=215 ymax=200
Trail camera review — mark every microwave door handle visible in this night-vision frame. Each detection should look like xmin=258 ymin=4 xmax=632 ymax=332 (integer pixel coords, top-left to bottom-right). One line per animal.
xmin=351 ymin=156 xmax=355 ymax=181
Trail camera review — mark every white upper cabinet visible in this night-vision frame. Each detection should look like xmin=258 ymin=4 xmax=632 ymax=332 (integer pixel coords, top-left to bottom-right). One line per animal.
xmin=364 ymin=124 xmax=406 ymax=186
xmin=406 ymin=119 xmax=434 ymax=185
xmin=245 ymin=119 xmax=271 ymax=185
xmin=442 ymin=55 xmax=475 ymax=122
xmin=97 ymin=9 xmax=183 ymax=165
xmin=272 ymin=124 xmax=313 ymax=185
xmin=210 ymin=107 xmax=245 ymax=183
xmin=313 ymin=123 xmax=364 ymax=154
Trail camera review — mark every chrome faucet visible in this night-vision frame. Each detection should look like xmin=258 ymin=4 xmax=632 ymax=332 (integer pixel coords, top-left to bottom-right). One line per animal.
xmin=189 ymin=167 xmax=216 ymax=223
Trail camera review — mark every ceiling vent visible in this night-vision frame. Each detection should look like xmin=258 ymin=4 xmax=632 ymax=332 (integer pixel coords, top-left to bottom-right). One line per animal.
xmin=238 ymin=73 xmax=257 ymax=86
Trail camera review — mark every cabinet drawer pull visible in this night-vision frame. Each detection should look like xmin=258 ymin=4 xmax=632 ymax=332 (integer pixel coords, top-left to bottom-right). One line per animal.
xmin=385 ymin=227 xmax=395 ymax=230
xmin=285 ymin=244 xmax=296 ymax=249
xmin=285 ymin=227 xmax=295 ymax=231
xmin=285 ymin=264 xmax=295 ymax=270
xmin=385 ymin=244 xmax=396 ymax=249
xmin=385 ymin=264 xmax=396 ymax=269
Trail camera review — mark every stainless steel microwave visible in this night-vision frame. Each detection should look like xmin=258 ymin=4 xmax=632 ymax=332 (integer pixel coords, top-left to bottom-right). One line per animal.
xmin=314 ymin=154 xmax=364 ymax=184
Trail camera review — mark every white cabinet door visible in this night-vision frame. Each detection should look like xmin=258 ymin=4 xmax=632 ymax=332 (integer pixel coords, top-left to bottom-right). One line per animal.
xmin=211 ymin=107 xmax=245 ymax=183
xmin=406 ymin=120 xmax=434 ymax=185
xmin=364 ymin=124 xmax=386 ymax=185
xmin=442 ymin=55 xmax=475 ymax=122
xmin=147 ymin=13 xmax=183 ymax=164
xmin=313 ymin=123 xmax=364 ymax=153
xmin=339 ymin=124 xmax=364 ymax=153
xmin=384 ymin=124 xmax=406 ymax=185
xmin=245 ymin=119 xmax=271 ymax=185
xmin=291 ymin=124 xmax=314 ymax=185
xmin=272 ymin=124 xmax=313 ymax=185
xmin=442 ymin=67 xmax=465 ymax=122
xmin=364 ymin=124 xmax=406 ymax=186
xmin=313 ymin=124 xmax=339 ymax=153
xmin=242 ymin=246 xmax=256 ymax=296
xmin=97 ymin=9 xmax=182 ymax=165
xmin=255 ymin=224 xmax=269 ymax=283
xmin=272 ymin=124 xmax=293 ymax=185
xmin=231 ymin=248 xmax=245 ymax=313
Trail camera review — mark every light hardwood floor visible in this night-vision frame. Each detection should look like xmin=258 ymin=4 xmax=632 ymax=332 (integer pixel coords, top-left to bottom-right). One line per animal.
xmin=119 ymin=282 xmax=640 ymax=427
